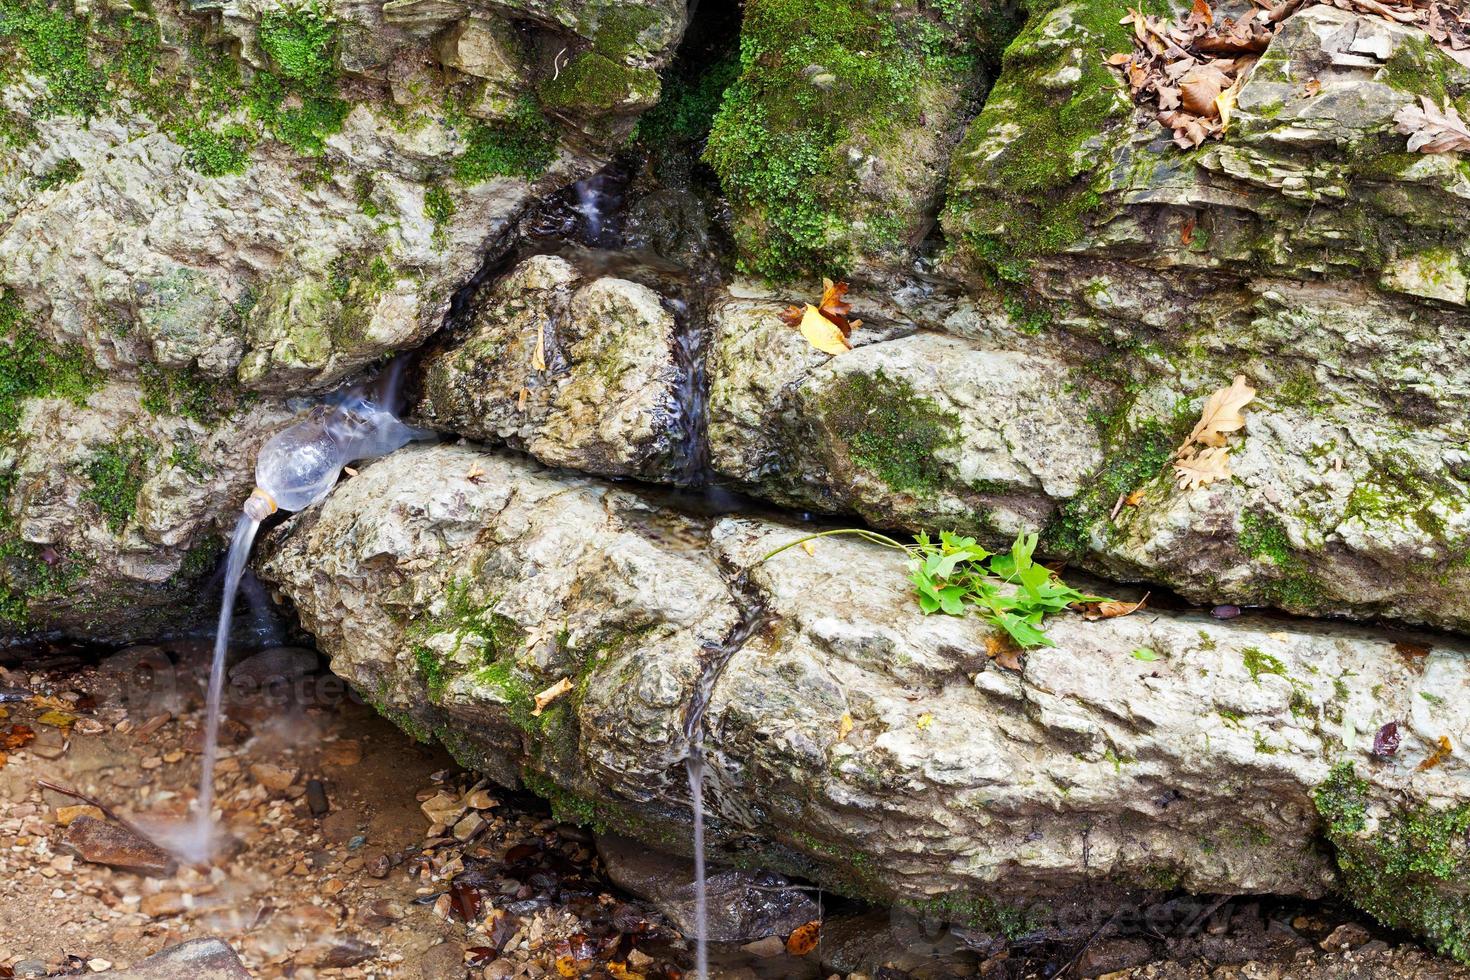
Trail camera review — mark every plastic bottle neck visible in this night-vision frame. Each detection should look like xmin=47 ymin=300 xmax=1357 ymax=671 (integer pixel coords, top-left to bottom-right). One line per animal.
xmin=243 ymin=488 xmax=278 ymax=521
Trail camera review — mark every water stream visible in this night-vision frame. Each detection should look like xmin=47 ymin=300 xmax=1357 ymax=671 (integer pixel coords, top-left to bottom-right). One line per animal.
xmin=681 ymin=578 xmax=769 ymax=978
xmin=176 ymin=512 xmax=259 ymax=862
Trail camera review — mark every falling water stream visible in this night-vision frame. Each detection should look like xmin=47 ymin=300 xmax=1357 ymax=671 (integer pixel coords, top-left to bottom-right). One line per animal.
xmin=681 ymin=581 xmax=768 ymax=979
xmin=176 ymin=512 xmax=260 ymax=862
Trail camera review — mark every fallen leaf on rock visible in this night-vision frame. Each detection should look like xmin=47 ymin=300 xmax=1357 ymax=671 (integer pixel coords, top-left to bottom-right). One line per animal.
xmin=36 ymin=709 xmax=77 ymax=728
xmin=1181 ymin=216 xmax=1197 ymax=245
xmin=1182 ymin=375 xmax=1257 ymax=451
xmin=465 ymin=463 xmax=486 ymax=484
xmin=786 ymin=920 xmax=821 ymax=956
xmin=532 ymin=327 xmax=547 ymax=371
xmin=1373 ymin=721 xmax=1401 ymax=758
xmin=837 ymin=712 xmax=853 ymax=740
xmin=1125 ymin=488 xmax=1147 ymax=507
xmin=1131 ymin=647 xmax=1161 ymax=662
xmin=1174 ymin=445 xmax=1233 ymax=490
xmin=1180 ymin=63 xmax=1231 ymax=117
xmin=517 ymin=387 xmax=528 ymax=412
xmin=1395 ymin=641 xmax=1431 ymax=668
xmin=3 ymin=724 xmax=34 ymax=750
xmin=1086 ymin=593 xmax=1150 ymax=621
xmin=343 ymin=465 xmax=358 ymax=477
xmin=985 ymin=633 xmax=1024 ymax=672
xmin=1396 ymin=96 xmax=1470 ymax=153
xmin=800 ymin=539 xmax=817 ymax=557
xmin=915 ymin=713 xmax=934 ymax=731
xmin=0 ymin=751 xmax=6 ymax=769
xmin=532 ymin=677 xmax=573 ymax=716
xmin=780 ymin=278 xmax=860 ymax=355
xmin=1419 ymin=735 xmax=1454 ymax=772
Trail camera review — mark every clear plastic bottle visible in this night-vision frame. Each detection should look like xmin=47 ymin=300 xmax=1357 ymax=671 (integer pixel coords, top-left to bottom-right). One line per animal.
xmin=244 ymin=394 xmax=429 ymax=520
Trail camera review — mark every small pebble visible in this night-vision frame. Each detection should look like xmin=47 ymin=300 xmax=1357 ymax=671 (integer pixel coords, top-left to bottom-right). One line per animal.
xmin=1211 ymin=605 xmax=1241 ymax=619
xmin=306 ymin=778 xmax=330 ymax=817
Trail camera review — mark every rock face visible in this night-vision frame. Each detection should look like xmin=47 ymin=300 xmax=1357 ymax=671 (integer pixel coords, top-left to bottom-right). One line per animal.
xmin=0 ymin=0 xmax=685 ymax=637
xmin=414 ymin=253 xmax=690 ymax=482
xmin=698 ymin=2 xmax=1470 ymax=633
xmin=260 ymin=442 xmax=1470 ymax=956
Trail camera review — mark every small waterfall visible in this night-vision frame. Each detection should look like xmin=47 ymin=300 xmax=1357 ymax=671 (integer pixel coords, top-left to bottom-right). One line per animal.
xmin=574 ymin=178 xmax=603 ymax=243
xmin=681 ymin=581 xmax=768 ymax=978
xmin=177 ymin=512 xmax=260 ymax=862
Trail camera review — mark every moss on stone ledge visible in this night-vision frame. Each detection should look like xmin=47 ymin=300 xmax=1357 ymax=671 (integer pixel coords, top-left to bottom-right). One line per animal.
xmin=704 ymin=0 xmax=1012 ymax=280
xmin=1315 ymin=763 xmax=1470 ymax=963
xmin=942 ymin=0 xmax=1133 ymax=281
xmin=819 ymin=369 xmax=959 ymax=497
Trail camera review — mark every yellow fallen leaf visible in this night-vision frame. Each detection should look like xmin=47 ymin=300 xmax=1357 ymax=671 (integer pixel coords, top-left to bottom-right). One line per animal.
xmin=531 ymin=677 xmax=573 ymax=716
xmin=517 ymin=387 xmax=529 ymax=412
xmin=532 ymin=327 xmax=547 ymax=371
xmin=465 ymin=463 xmax=486 ymax=483
xmin=786 ymin=920 xmax=821 ymax=956
xmin=1216 ymin=78 xmax=1242 ymax=130
xmin=1419 ymin=735 xmax=1454 ymax=772
xmin=1180 ymin=375 xmax=1256 ymax=453
xmin=1174 ymin=445 xmax=1233 ymax=490
xmin=36 ymin=709 xmax=77 ymax=728
xmin=800 ymin=540 xmax=816 ymax=557
xmin=837 ymin=712 xmax=853 ymax=740
xmin=916 ymin=713 xmax=934 ymax=731
xmin=793 ymin=304 xmax=851 ymax=355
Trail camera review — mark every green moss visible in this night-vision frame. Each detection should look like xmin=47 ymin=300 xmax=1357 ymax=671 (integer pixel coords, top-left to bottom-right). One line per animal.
xmin=821 ymin=370 xmax=960 ymax=496
xmin=1344 ymin=452 xmax=1459 ymax=537
xmin=452 ymin=97 xmax=557 ymax=183
xmin=32 ymin=158 xmax=81 ymax=191
xmin=1242 ymin=646 xmax=1287 ymax=684
xmin=257 ymin=2 xmax=337 ymax=89
xmin=80 ymin=438 xmax=150 ymax=534
xmin=139 ymin=364 xmax=250 ymax=425
xmin=1315 ymin=763 xmax=1470 ymax=963
xmin=179 ymin=124 xmax=253 ymax=177
xmin=943 ymin=0 xmax=1132 ymax=278
xmin=424 ymin=183 xmax=455 ymax=247
xmin=1045 ymin=412 xmax=1184 ymax=557
xmin=704 ymin=0 xmax=1000 ymax=279
xmin=176 ymin=532 xmax=223 ymax=579
xmin=1238 ymin=510 xmax=1327 ymax=609
xmin=634 ymin=51 xmax=738 ymax=145
xmin=354 ymin=174 xmax=382 ymax=217
xmin=0 ymin=0 xmax=109 ymax=118
xmin=0 ymin=288 xmax=100 ymax=433
xmin=538 ymin=52 xmax=654 ymax=113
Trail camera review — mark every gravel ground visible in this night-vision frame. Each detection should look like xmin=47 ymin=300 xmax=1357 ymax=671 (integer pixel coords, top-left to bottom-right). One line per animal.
xmin=0 ymin=638 xmax=1465 ymax=980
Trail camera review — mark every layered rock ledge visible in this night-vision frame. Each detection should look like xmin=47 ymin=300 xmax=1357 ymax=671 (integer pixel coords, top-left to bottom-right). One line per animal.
xmin=260 ymin=442 xmax=1470 ymax=957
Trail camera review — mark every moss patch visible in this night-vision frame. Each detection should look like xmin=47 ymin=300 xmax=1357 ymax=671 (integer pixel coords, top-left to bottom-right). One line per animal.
xmin=80 ymin=438 xmax=150 ymax=534
xmin=0 ymin=288 xmax=100 ymax=433
xmin=1315 ymin=763 xmax=1470 ymax=963
xmin=452 ymin=96 xmax=557 ymax=183
xmin=821 ymin=370 xmax=959 ymax=497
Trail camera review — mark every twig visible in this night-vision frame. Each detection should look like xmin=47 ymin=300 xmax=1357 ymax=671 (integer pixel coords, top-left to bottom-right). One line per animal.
xmin=36 ymin=778 xmax=149 ymax=840
xmin=756 ymin=528 xmax=913 ymax=565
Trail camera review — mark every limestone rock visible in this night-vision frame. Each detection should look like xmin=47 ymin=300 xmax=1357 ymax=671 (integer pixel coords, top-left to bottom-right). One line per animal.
xmin=61 ymin=815 xmax=177 ymax=877
xmin=258 ymin=442 xmax=1470 ymax=957
xmin=0 ymin=0 xmax=687 ymax=640
xmin=415 ymin=255 xmax=689 ymax=482
xmin=113 ymin=938 xmax=251 ymax=980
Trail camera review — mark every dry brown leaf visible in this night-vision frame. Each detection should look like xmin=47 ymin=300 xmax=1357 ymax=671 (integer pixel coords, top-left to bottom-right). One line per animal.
xmin=787 ymin=920 xmax=821 ymax=956
xmin=985 ymin=634 xmax=1024 ymax=672
xmin=1085 ymin=593 xmax=1151 ymax=621
xmin=837 ymin=712 xmax=853 ymax=740
xmin=1181 ymin=216 xmax=1197 ymax=245
xmin=465 ymin=463 xmax=486 ymax=484
xmin=531 ymin=677 xmax=573 ymax=717
xmin=1189 ymin=0 xmax=1214 ymax=28
xmin=516 ymin=387 xmax=529 ymax=412
xmin=1395 ymin=96 xmax=1470 ymax=154
xmin=1180 ymin=63 xmax=1231 ymax=116
xmin=343 ymin=465 xmax=359 ymax=477
xmin=0 ymin=751 xmax=6 ymax=769
xmin=1395 ymin=641 xmax=1431 ymax=668
xmin=1182 ymin=375 xmax=1257 ymax=451
xmin=531 ymin=327 xmax=547 ymax=372
xmin=3 ymin=724 xmax=35 ymax=750
xmin=1174 ymin=445 xmax=1233 ymax=490
xmin=1418 ymin=735 xmax=1454 ymax=772
xmin=1125 ymin=488 xmax=1148 ymax=507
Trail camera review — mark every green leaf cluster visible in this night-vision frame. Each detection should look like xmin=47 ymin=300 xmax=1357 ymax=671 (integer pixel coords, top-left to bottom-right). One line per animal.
xmin=761 ymin=528 xmax=1101 ymax=649
xmin=907 ymin=531 xmax=1101 ymax=648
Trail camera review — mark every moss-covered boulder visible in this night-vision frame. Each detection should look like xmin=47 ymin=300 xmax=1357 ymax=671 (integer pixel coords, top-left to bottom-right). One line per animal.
xmin=703 ymin=0 xmax=1021 ymax=282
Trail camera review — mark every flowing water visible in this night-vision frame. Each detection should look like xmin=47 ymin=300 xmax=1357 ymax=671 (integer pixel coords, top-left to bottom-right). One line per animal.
xmin=681 ymin=581 xmax=768 ymax=978
xmin=174 ymin=512 xmax=260 ymax=862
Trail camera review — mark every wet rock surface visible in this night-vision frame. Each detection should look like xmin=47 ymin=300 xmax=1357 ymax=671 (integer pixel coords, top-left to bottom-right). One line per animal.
xmin=114 ymin=938 xmax=252 ymax=979
xmin=415 ymin=253 xmax=690 ymax=482
xmin=60 ymin=815 xmax=177 ymax=878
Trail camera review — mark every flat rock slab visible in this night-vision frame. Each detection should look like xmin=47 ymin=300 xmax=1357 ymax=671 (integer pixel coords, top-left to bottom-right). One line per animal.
xmin=112 ymin=938 xmax=250 ymax=979
xmin=60 ymin=816 xmax=176 ymax=877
